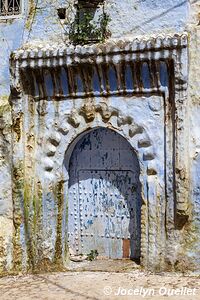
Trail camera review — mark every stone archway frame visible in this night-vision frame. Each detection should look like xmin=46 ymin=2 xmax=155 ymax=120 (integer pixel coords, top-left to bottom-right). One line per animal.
xmin=42 ymin=101 xmax=158 ymax=268
xmin=9 ymin=32 xmax=189 ymax=270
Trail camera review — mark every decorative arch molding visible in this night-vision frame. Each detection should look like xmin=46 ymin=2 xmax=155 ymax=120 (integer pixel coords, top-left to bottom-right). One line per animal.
xmin=42 ymin=102 xmax=156 ymax=184
xmin=42 ymin=101 xmax=160 ymax=268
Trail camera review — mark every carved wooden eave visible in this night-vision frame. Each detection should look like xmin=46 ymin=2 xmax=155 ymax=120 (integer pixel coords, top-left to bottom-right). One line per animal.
xmin=10 ymin=33 xmax=188 ymax=102
xmin=10 ymin=32 xmax=189 ymax=226
xmin=10 ymin=32 xmax=187 ymax=91
xmin=11 ymin=32 xmax=187 ymax=67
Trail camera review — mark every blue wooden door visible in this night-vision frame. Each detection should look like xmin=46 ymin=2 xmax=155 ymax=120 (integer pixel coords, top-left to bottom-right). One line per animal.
xmin=68 ymin=128 xmax=141 ymax=259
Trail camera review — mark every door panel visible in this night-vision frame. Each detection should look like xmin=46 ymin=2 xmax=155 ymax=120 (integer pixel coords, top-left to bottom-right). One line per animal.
xmin=68 ymin=128 xmax=141 ymax=259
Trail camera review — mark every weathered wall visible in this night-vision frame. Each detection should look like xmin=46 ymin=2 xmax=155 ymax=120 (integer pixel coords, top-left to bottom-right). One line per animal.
xmin=2 ymin=0 xmax=200 ymax=274
xmin=107 ymin=0 xmax=189 ymax=38
xmin=9 ymin=93 xmax=166 ymax=271
xmin=0 ymin=0 xmax=67 ymax=272
xmin=180 ymin=0 xmax=200 ymax=270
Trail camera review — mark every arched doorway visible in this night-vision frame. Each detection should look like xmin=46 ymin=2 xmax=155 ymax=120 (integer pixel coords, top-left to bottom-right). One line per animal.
xmin=68 ymin=127 xmax=142 ymax=260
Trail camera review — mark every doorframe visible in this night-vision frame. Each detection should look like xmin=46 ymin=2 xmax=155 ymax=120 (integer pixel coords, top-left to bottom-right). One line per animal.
xmin=62 ymin=120 xmax=158 ymax=269
xmin=65 ymin=127 xmax=143 ymax=260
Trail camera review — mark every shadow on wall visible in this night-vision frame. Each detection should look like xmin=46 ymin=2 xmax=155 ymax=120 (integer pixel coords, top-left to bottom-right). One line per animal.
xmin=21 ymin=60 xmax=169 ymax=100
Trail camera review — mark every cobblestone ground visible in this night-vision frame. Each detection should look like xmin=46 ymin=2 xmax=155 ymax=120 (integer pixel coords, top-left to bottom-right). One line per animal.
xmin=0 ymin=270 xmax=200 ymax=300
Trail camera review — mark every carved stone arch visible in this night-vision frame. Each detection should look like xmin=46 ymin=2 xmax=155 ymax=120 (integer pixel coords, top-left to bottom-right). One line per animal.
xmin=42 ymin=102 xmax=157 ymax=184
xmin=37 ymin=101 xmax=159 ymax=268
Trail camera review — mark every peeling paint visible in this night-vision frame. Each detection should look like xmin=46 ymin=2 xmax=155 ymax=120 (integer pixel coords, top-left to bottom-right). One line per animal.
xmin=1 ymin=0 xmax=200 ymax=275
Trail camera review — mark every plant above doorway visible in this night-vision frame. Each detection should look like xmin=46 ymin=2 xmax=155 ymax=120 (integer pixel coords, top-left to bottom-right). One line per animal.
xmin=69 ymin=0 xmax=111 ymax=45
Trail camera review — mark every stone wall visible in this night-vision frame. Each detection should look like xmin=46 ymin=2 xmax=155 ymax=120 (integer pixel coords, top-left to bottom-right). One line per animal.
xmin=2 ymin=0 xmax=200 ymax=274
xmin=180 ymin=0 xmax=200 ymax=270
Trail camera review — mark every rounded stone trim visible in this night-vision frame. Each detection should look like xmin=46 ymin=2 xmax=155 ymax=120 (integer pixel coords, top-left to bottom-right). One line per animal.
xmin=42 ymin=102 xmax=156 ymax=179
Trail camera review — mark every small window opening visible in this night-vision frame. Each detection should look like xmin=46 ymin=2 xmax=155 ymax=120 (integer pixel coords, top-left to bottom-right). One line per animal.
xmin=0 ymin=0 xmax=21 ymax=17
xmin=57 ymin=8 xmax=66 ymax=20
